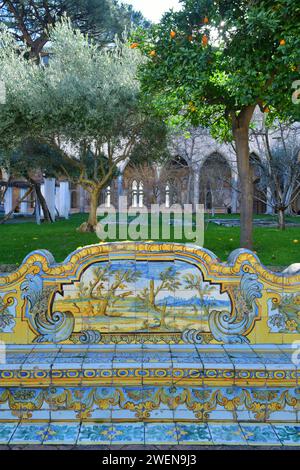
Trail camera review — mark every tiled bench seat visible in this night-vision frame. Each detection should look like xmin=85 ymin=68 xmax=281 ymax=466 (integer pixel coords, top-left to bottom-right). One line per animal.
xmin=1 ymin=242 xmax=300 ymax=445
xmin=0 ymin=344 xmax=299 ymax=424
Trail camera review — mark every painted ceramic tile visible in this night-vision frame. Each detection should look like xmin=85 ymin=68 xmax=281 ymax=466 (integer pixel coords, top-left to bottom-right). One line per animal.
xmin=2 ymin=243 xmax=300 ymax=345
xmin=42 ymin=423 xmax=80 ymax=444
xmin=272 ymin=424 xmax=300 ymax=445
xmin=208 ymin=423 xmax=246 ymax=445
xmin=145 ymin=423 xmax=178 ymax=445
xmin=110 ymin=423 xmax=144 ymax=444
xmin=50 ymin=259 xmax=231 ymax=343
xmin=10 ymin=423 xmax=49 ymax=444
xmin=176 ymin=423 xmax=212 ymax=445
xmin=240 ymin=424 xmax=281 ymax=445
xmin=78 ymin=424 xmax=118 ymax=445
xmin=268 ymin=296 xmax=300 ymax=334
xmin=0 ymin=423 xmax=18 ymax=443
xmin=0 ymin=292 xmax=16 ymax=334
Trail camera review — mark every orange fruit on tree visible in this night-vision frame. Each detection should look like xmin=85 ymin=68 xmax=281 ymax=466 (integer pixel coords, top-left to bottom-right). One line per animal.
xmin=149 ymin=50 xmax=157 ymax=57
xmin=202 ymin=34 xmax=208 ymax=47
xmin=170 ymin=30 xmax=176 ymax=39
xmin=188 ymin=35 xmax=193 ymax=42
xmin=130 ymin=43 xmax=138 ymax=49
xmin=204 ymin=16 xmax=209 ymax=24
xmin=279 ymin=39 xmax=286 ymax=46
xmin=264 ymin=107 xmax=270 ymax=113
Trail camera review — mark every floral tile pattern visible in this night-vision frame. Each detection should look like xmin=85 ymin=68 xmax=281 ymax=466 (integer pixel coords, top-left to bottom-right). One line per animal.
xmin=208 ymin=423 xmax=246 ymax=445
xmin=0 ymin=423 xmax=18 ymax=443
xmin=273 ymin=424 xmax=300 ymax=445
xmin=145 ymin=423 xmax=178 ymax=445
xmin=9 ymin=423 xmax=49 ymax=445
xmin=42 ymin=423 xmax=80 ymax=444
xmin=176 ymin=423 xmax=212 ymax=445
xmin=78 ymin=423 xmax=114 ymax=445
xmin=240 ymin=423 xmax=281 ymax=446
xmin=111 ymin=423 xmax=145 ymax=445
xmin=0 ymin=422 xmax=299 ymax=446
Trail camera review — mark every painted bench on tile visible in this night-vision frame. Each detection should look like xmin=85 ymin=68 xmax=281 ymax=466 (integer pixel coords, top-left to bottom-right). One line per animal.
xmin=0 ymin=242 xmax=299 ymax=424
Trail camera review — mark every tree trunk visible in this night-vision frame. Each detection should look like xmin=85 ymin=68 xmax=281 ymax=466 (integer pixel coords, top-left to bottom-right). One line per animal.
xmin=29 ymin=179 xmax=53 ymax=223
xmin=149 ymin=279 xmax=155 ymax=306
xmin=78 ymin=188 xmax=100 ymax=233
xmin=278 ymin=207 xmax=286 ymax=230
xmin=160 ymin=305 xmax=167 ymax=329
xmin=100 ymin=298 xmax=109 ymax=316
xmin=232 ymin=106 xmax=256 ymax=249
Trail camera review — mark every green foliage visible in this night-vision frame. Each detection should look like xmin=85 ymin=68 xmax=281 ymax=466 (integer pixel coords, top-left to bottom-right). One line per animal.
xmin=133 ymin=0 xmax=300 ymax=137
xmin=0 ymin=139 xmax=78 ymax=180
xmin=0 ymin=19 xmax=168 ymax=188
xmin=0 ymin=0 xmax=150 ymax=49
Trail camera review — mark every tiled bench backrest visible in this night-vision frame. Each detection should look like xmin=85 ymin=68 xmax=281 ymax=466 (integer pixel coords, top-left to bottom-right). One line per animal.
xmin=0 ymin=242 xmax=299 ymax=345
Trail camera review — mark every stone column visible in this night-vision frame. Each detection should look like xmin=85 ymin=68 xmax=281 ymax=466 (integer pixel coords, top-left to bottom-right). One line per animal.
xmin=79 ymin=186 xmax=86 ymax=213
xmin=105 ymin=186 xmax=111 ymax=208
xmin=41 ymin=178 xmax=56 ymax=221
xmin=20 ymin=188 xmax=28 ymax=214
xmin=138 ymin=182 xmax=144 ymax=208
xmin=57 ymin=181 xmax=70 ymax=219
xmin=4 ymin=186 xmax=13 ymax=215
xmin=193 ymin=168 xmax=200 ymax=210
xmin=231 ymin=173 xmax=239 ymax=214
xmin=265 ymin=187 xmax=274 ymax=215
xmin=117 ymin=174 xmax=123 ymax=199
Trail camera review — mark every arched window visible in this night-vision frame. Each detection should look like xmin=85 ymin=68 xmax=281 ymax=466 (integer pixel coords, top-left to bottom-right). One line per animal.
xmin=105 ymin=186 xmax=111 ymax=208
xmin=250 ymin=154 xmax=267 ymax=214
xmin=70 ymin=186 xmax=79 ymax=209
xmin=165 ymin=183 xmax=170 ymax=208
xmin=132 ymin=180 xmax=138 ymax=208
xmin=138 ymin=182 xmax=144 ymax=208
xmin=199 ymin=153 xmax=232 ymax=213
xmin=160 ymin=156 xmax=190 ymax=206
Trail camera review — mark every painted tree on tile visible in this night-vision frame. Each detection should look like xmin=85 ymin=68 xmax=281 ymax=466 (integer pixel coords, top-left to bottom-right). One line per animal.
xmin=183 ymin=273 xmax=215 ymax=317
xmin=138 ymin=266 xmax=181 ymax=329
xmin=78 ymin=264 xmax=141 ymax=316
xmin=0 ymin=296 xmax=14 ymax=330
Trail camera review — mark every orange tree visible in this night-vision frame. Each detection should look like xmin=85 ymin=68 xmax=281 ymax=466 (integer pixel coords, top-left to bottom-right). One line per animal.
xmin=133 ymin=0 xmax=300 ymax=249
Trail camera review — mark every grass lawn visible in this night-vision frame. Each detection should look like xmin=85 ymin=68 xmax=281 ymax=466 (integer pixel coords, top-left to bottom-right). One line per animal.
xmin=0 ymin=213 xmax=299 ymax=268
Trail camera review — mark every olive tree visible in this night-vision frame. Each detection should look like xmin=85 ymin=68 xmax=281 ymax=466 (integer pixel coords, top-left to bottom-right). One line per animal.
xmin=0 ymin=20 xmax=168 ymax=231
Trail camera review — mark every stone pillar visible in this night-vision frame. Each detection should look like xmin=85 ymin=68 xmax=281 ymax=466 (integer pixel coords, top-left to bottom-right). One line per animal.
xmin=231 ymin=173 xmax=239 ymax=214
xmin=4 ymin=186 xmax=13 ymax=215
xmin=193 ymin=169 xmax=200 ymax=210
xmin=105 ymin=186 xmax=111 ymax=208
xmin=139 ymin=182 xmax=144 ymax=208
xmin=265 ymin=187 xmax=274 ymax=215
xmin=20 ymin=188 xmax=28 ymax=214
xmin=57 ymin=181 xmax=70 ymax=219
xmin=132 ymin=181 xmax=138 ymax=208
xmin=41 ymin=178 xmax=56 ymax=221
xmin=117 ymin=174 xmax=123 ymax=198
xmin=79 ymin=186 xmax=86 ymax=213
xmin=165 ymin=184 xmax=170 ymax=208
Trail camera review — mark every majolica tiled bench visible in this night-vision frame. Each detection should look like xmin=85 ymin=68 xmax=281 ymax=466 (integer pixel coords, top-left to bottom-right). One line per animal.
xmin=0 ymin=343 xmax=299 ymax=423
xmin=0 ymin=242 xmax=299 ymax=445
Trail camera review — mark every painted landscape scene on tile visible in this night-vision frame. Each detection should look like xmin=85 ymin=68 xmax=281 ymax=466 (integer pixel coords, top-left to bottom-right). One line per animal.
xmin=53 ymin=260 xmax=231 ymax=336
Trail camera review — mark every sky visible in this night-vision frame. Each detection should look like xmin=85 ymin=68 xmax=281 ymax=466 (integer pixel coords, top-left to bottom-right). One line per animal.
xmin=125 ymin=0 xmax=182 ymax=23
